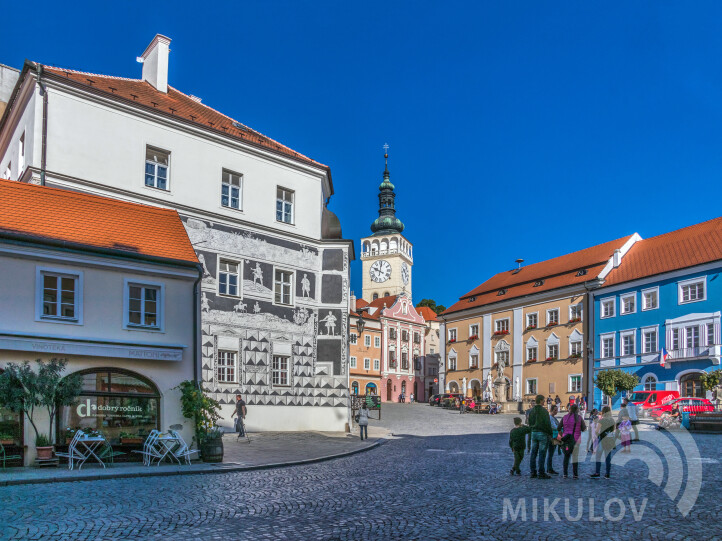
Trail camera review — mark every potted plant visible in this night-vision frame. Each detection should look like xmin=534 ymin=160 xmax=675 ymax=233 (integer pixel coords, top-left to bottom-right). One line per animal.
xmin=0 ymin=358 xmax=82 ymax=462
xmin=569 ymin=317 xmax=582 ymax=324
xmin=525 ymin=325 xmax=537 ymax=331
xmin=0 ymin=432 xmax=14 ymax=445
xmin=119 ymin=431 xmax=144 ymax=445
xmin=176 ymin=380 xmax=222 ymax=463
xmin=468 ymin=334 xmax=479 ymax=341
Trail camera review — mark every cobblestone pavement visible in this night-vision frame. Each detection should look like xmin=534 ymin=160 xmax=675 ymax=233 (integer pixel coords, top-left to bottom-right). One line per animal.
xmin=1 ymin=404 xmax=719 ymax=540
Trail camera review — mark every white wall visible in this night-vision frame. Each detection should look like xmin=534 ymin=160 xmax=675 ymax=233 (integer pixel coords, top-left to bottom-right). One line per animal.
xmin=0 ymin=84 xmax=38 ymax=181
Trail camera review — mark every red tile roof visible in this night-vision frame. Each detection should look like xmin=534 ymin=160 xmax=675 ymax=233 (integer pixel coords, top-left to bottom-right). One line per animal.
xmin=443 ymin=236 xmax=633 ymax=316
xmin=416 ymin=306 xmax=438 ymax=322
xmin=40 ymin=65 xmax=326 ymax=170
xmin=0 ymin=178 xmax=198 ymax=264
xmin=604 ymin=216 xmax=722 ymax=286
xmin=355 ymin=295 xmax=398 ymax=320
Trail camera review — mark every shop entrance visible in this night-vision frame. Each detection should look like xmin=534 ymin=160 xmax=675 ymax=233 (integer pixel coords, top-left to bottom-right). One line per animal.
xmin=386 ymin=380 xmax=393 ymax=402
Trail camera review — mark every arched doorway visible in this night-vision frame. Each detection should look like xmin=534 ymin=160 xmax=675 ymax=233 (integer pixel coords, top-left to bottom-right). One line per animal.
xmin=386 ymin=380 xmax=393 ymax=401
xmin=365 ymin=383 xmax=377 ymax=395
xmin=470 ymin=380 xmax=482 ymax=399
xmin=413 ymin=381 xmax=418 ymax=401
xmin=448 ymin=381 xmax=459 ymax=393
xmin=351 ymin=381 xmax=359 ymax=395
xmin=680 ymin=372 xmax=704 ymax=397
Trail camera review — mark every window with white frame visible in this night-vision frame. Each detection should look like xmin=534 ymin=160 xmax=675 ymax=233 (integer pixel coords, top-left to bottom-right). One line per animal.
xmin=570 ymin=341 xmax=582 ymax=357
xmin=643 ymin=328 xmax=658 ymax=353
xmin=373 ymin=359 xmax=380 ymax=370
xmin=707 ymin=323 xmax=716 ymax=346
xmin=569 ymin=304 xmax=583 ymax=321
xmin=495 ymin=319 xmax=509 ymax=333
xmin=526 ymin=313 xmax=538 ymax=329
xmin=272 ymin=355 xmax=290 ymax=386
xmin=496 ymin=350 xmax=509 ymax=366
xmin=679 ymin=278 xmax=706 ymax=304
xmin=276 ymin=186 xmax=294 ymax=224
xmin=527 ymin=346 xmax=538 ymax=362
xmin=671 ymin=328 xmax=680 ymax=350
xmin=469 ymin=324 xmax=479 ymax=337
xmin=350 ymin=333 xmax=357 ymax=344
xmin=526 ymin=378 xmax=538 ymax=395
xmin=221 ymin=169 xmax=243 ymax=210
xmin=643 ymin=374 xmax=658 ymax=391
xmin=218 ymin=260 xmax=240 ymax=296
xmin=621 ymin=332 xmax=635 ymax=356
xmin=273 ymin=269 xmax=293 ymax=305
xmin=350 ymin=356 xmax=357 ymax=368
xmin=547 ymin=344 xmax=558 ymax=360
xmin=620 ymin=293 xmax=636 ymax=315
xmin=127 ymin=283 xmax=161 ymax=329
xmin=449 ymin=356 xmax=457 ymax=370
xmin=601 ymin=335 xmax=615 ymax=358
xmin=685 ymin=326 xmax=700 ymax=348
xmin=145 ymin=146 xmax=170 ymax=190
xmin=642 ymin=288 xmax=659 ymax=310
xmin=39 ymin=271 xmax=80 ymax=321
xmin=449 ymin=329 xmax=457 ymax=342
xmin=217 ymin=350 xmax=237 ymax=383
xmin=364 ymin=335 xmax=371 ymax=347
xmin=364 ymin=358 xmax=371 ymax=370
xmin=374 ymin=336 xmax=381 ymax=348
xmin=547 ymin=309 xmax=559 ymax=326
xmin=601 ymin=299 xmax=615 ymax=318
xmin=569 ymin=374 xmax=582 ymax=393
xmin=470 ymin=354 xmax=479 ymax=368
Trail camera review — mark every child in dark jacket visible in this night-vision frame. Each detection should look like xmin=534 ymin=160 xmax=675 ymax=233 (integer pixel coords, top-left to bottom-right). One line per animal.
xmin=509 ymin=417 xmax=532 ymax=475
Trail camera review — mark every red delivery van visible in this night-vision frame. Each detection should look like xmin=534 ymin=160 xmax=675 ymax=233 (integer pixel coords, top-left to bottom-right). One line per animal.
xmin=627 ymin=390 xmax=679 ymax=416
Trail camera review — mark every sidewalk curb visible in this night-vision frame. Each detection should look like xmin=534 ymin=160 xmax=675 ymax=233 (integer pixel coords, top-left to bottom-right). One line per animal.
xmin=0 ymin=437 xmax=389 ymax=488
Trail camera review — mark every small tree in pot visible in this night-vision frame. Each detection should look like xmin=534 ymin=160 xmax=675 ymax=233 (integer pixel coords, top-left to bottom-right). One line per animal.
xmin=0 ymin=359 xmax=82 ymax=460
xmin=176 ymin=380 xmax=222 ymax=462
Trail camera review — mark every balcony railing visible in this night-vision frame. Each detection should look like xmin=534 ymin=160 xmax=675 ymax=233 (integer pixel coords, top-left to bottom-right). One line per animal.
xmin=361 ymin=249 xmax=413 ymax=261
xmin=669 ymin=346 xmax=718 ymax=360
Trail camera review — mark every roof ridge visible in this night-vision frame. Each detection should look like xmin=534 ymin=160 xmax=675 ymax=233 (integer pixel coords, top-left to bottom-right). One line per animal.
xmin=638 ymin=215 xmax=722 ymax=243
xmin=40 ymin=63 xmax=141 ymax=82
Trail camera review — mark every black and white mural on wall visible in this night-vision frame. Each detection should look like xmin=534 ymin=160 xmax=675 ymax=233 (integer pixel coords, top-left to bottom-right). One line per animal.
xmin=184 ymin=217 xmax=349 ymax=408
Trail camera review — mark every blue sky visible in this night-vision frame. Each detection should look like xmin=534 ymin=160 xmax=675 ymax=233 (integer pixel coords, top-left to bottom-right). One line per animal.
xmin=5 ymin=2 xmax=722 ymax=307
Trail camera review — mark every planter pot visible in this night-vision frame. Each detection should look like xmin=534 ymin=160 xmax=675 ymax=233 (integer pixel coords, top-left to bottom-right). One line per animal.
xmin=201 ymin=437 xmax=224 ymax=463
xmin=121 ymin=438 xmax=144 ymax=444
xmin=36 ymin=446 xmax=54 ymax=460
xmin=0 ymin=439 xmax=14 ymax=445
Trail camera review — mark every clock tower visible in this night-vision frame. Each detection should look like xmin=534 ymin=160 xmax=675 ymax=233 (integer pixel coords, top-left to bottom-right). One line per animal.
xmin=361 ymin=150 xmax=413 ymax=301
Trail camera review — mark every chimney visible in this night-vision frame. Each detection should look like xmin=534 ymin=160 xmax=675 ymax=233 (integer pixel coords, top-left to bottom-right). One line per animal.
xmin=350 ymin=291 xmax=357 ymax=311
xmin=139 ymin=34 xmax=171 ymax=93
xmin=613 ymin=249 xmax=621 ymax=268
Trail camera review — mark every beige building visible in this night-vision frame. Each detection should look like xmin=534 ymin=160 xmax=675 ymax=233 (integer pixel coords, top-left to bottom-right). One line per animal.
xmin=440 ymin=235 xmax=638 ymax=410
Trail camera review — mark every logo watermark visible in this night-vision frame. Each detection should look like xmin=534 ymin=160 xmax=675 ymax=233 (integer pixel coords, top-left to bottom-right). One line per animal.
xmin=503 ymin=497 xmax=648 ymax=522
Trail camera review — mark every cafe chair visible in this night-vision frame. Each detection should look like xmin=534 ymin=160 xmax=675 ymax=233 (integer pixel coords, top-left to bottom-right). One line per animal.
xmin=131 ymin=430 xmax=162 ymax=466
xmin=0 ymin=443 xmax=21 ymax=470
xmin=55 ymin=430 xmax=88 ymax=470
xmin=168 ymin=430 xmax=199 ymax=465
xmin=97 ymin=440 xmax=125 ymax=466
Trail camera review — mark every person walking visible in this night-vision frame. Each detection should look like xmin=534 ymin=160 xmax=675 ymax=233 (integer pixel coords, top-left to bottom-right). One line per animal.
xmin=591 ymin=406 xmax=617 ymax=479
xmin=509 ymin=417 xmax=532 ymax=475
xmin=579 ymin=397 xmax=587 ymax=420
xmin=547 ymin=395 xmax=553 ymax=408
xmin=357 ymin=403 xmax=369 ymax=440
xmin=560 ymin=404 xmax=586 ymax=479
xmin=230 ymin=394 xmax=247 ymax=438
xmin=623 ymin=398 xmax=640 ymax=441
xmin=587 ymin=408 xmax=599 ymax=453
xmin=619 ymin=415 xmax=632 ymax=453
xmin=546 ymin=405 xmax=560 ymax=474
xmin=529 ymin=395 xmax=553 ymax=479
xmin=410 ymin=393 xmax=415 ymax=404
xmin=554 ymin=395 xmax=561 ymax=410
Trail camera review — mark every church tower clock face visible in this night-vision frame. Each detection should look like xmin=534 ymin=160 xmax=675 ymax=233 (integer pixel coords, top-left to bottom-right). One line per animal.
xmin=370 ymin=260 xmax=392 ymax=283
xmin=401 ymin=262 xmax=410 ymax=285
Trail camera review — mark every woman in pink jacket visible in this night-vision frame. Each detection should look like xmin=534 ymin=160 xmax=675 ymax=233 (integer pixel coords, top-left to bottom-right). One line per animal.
xmin=559 ymin=404 xmax=586 ymax=479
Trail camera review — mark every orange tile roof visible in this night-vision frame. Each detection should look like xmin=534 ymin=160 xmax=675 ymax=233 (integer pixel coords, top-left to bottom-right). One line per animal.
xmin=604 ymin=216 xmax=722 ymax=286
xmin=40 ymin=65 xmax=326 ymax=170
xmin=355 ymin=295 xmax=398 ymax=320
xmin=443 ymin=236 xmax=633 ymax=316
xmin=0 ymin=178 xmax=198 ymax=264
xmin=416 ymin=306 xmax=438 ymax=322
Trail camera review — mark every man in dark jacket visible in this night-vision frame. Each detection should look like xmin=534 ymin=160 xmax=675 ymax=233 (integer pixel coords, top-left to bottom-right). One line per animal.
xmin=528 ymin=394 xmax=553 ymax=479
xmin=509 ymin=417 xmax=532 ymax=475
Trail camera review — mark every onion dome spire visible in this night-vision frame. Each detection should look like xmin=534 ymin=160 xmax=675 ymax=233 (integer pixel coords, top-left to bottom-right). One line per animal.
xmin=370 ymin=145 xmax=405 ymax=235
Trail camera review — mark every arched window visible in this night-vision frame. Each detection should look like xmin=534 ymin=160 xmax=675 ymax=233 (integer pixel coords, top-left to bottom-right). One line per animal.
xmin=643 ymin=375 xmax=657 ymax=391
xmin=680 ymin=372 xmax=704 ymax=397
xmin=59 ymin=368 xmax=161 ymax=445
xmin=365 ymin=383 xmax=377 ymax=395
xmin=383 ymin=292 xmax=390 ymax=298
xmin=351 ymin=381 xmax=359 ymax=395
xmin=448 ymin=381 xmax=459 ymax=393
xmin=373 ymin=293 xmax=379 ymax=301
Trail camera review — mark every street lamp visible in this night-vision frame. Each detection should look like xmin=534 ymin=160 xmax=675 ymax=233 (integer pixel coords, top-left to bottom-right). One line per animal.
xmin=357 ymin=314 xmax=366 ymax=334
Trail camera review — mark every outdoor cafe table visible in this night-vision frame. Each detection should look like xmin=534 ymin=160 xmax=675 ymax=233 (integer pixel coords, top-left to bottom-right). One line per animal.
xmin=71 ymin=434 xmax=107 ymax=470
xmin=153 ymin=433 xmax=182 ymax=465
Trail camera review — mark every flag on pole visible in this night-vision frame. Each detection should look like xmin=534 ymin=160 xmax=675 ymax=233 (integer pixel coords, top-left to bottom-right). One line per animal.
xmin=659 ymin=347 xmax=670 ymax=367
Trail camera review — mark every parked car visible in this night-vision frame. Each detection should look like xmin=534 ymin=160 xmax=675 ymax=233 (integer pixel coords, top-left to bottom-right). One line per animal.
xmin=627 ymin=390 xmax=679 ymax=417
xmin=646 ymin=397 xmax=714 ymax=419
xmin=429 ymin=394 xmax=442 ymax=406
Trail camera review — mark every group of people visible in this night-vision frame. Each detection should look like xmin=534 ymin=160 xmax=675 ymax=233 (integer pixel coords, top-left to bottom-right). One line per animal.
xmin=510 ymin=395 xmax=638 ymax=479
xmin=544 ymin=393 xmax=587 ymax=414
xmin=398 ymin=393 xmax=415 ymax=403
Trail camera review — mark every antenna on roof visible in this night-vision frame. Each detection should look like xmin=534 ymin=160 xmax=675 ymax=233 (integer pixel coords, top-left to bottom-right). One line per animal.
xmin=515 ymin=258 xmax=524 ymax=269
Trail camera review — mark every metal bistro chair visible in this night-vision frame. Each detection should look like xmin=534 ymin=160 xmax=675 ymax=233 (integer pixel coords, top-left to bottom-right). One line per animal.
xmin=168 ymin=430 xmax=200 ymax=465
xmin=97 ymin=437 xmax=125 ymax=466
xmin=55 ymin=430 xmax=88 ymax=470
xmin=131 ymin=430 xmax=162 ymax=466
xmin=0 ymin=442 xmax=21 ymax=470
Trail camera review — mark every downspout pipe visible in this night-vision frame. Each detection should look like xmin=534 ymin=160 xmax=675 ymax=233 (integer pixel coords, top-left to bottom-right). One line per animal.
xmin=192 ymin=266 xmax=202 ymax=386
xmin=37 ymin=64 xmax=48 ymax=186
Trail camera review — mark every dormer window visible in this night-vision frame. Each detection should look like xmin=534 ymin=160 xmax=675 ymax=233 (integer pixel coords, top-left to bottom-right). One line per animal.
xmin=534 ymin=280 xmax=544 ymax=287
xmin=576 ymin=269 xmax=588 ymax=277
xmin=497 ymin=289 xmax=507 ymax=296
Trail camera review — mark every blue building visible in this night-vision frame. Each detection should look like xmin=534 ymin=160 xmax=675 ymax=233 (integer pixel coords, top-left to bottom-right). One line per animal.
xmin=590 ymin=217 xmax=722 ymax=410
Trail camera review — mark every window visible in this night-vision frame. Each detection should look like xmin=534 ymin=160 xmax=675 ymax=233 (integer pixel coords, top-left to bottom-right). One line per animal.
xmin=621 ymin=333 xmax=635 ymax=356
xmin=496 ymin=351 xmax=509 ymax=366
xmin=569 ymin=375 xmax=582 ymax=393
xmin=495 ymin=319 xmax=509 ymax=333
xmin=469 ymin=324 xmax=479 ymax=337
xmin=272 ymin=355 xmax=290 ymax=386
xmin=373 ymin=359 xmax=380 ymax=370
xmin=414 ymin=332 xmax=421 ymax=344
xmin=642 ymin=288 xmax=659 ymax=310
xmin=449 ymin=357 xmax=457 ymax=370
xmin=430 ymin=347 xmax=435 ymax=354
xmin=601 ymin=299 xmax=615 ymax=318
xmin=364 ymin=335 xmax=371 ymax=347
xmin=350 ymin=333 xmax=357 ymax=345
xmin=351 ymin=382 xmax=359 ymax=395
xmin=364 ymin=358 xmax=371 ymax=370
xmin=534 ymin=280 xmax=545 ymax=287
xmin=127 ymin=283 xmax=161 ymax=329
xmin=274 ymin=269 xmax=293 ymax=305
xmin=374 ymin=336 xmax=381 ymax=348
xmin=620 ymin=294 xmax=636 ymax=315
xmin=601 ymin=335 xmax=615 ymax=358
xmin=707 ymin=323 xmax=715 ymax=346
xmin=679 ymin=278 xmax=705 ymax=304
xmin=40 ymin=272 xmax=79 ymax=320
xmin=470 ymin=354 xmax=479 ymax=368
xmin=570 ymin=341 xmax=582 ymax=357
xmin=671 ymin=329 xmax=680 ymax=350
xmin=449 ymin=329 xmax=457 ymax=342
xmin=685 ymin=326 xmax=700 ymax=348
xmin=643 ymin=329 xmax=658 ymax=353
xmin=18 ymin=132 xmax=24 ymax=172
xmin=401 ymin=352 xmax=409 ymax=370
xmin=372 ymin=293 xmax=379 ymax=301
xmin=547 ymin=344 xmax=558 ymax=360
xmin=221 ymin=170 xmax=242 ymax=210
xmin=402 ymin=330 xmax=409 ymax=342
xmin=217 ymin=350 xmax=237 ymax=383
xmin=527 ymin=346 xmax=538 ymax=362
xmin=526 ymin=379 xmax=538 ymax=395
xmin=276 ymin=187 xmax=294 ymax=224
xmin=547 ymin=309 xmax=559 ymax=326
xmin=218 ymin=260 xmax=240 ymax=296
xmin=526 ymin=313 xmax=538 ymax=329
xmin=643 ymin=375 xmax=657 ymax=391
xmin=569 ymin=304 xmax=582 ymax=321
xmin=145 ymin=146 xmax=169 ymax=190
xmin=350 ymin=356 xmax=357 ymax=368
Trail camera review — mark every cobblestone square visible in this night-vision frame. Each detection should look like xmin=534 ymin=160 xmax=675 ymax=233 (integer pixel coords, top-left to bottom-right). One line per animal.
xmin=1 ymin=403 xmax=719 ymax=540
